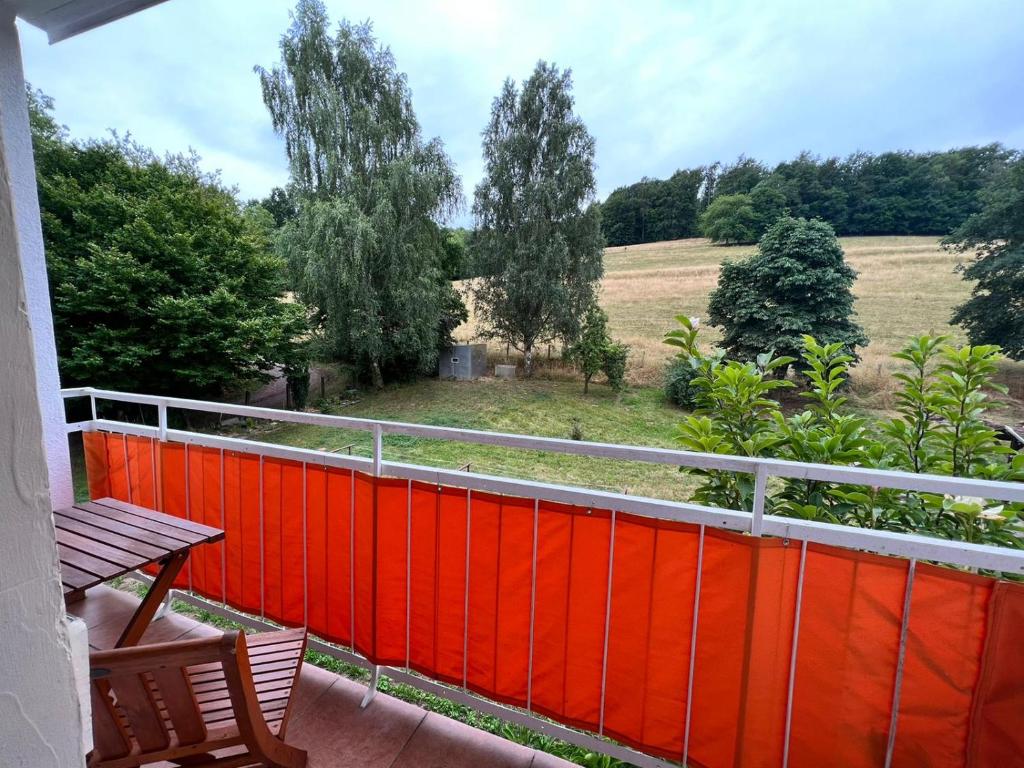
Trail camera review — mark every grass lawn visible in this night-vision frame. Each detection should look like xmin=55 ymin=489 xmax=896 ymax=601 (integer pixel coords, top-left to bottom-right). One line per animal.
xmin=249 ymin=377 xmax=694 ymax=501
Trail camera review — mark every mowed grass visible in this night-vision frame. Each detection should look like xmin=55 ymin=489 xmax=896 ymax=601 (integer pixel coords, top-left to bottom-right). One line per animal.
xmin=251 ymin=378 xmax=694 ymax=501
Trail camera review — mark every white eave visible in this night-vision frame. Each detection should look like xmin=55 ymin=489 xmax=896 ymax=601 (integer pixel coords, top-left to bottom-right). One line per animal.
xmin=9 ymin=0 xmax=168 ymax=43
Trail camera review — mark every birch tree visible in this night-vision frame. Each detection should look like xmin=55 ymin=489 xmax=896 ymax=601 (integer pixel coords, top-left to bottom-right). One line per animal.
xmin=257 ymin=0 xmax=462 ymax=387
xmin=472 ymin=62 xmax=604 ymax=376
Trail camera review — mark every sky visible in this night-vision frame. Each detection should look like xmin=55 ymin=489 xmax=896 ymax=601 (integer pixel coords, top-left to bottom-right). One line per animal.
xmin=17 ymin=0 xmax=1024 ymax=223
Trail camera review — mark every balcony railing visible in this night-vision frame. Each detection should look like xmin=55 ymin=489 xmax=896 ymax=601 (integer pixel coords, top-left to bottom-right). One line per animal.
xmin=62 ymin=387 xmax=1024 ymax=768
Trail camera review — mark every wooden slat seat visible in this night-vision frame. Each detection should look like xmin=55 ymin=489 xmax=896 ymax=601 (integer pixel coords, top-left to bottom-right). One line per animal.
xmin=88 ymin=628 xmax=308 ymax=768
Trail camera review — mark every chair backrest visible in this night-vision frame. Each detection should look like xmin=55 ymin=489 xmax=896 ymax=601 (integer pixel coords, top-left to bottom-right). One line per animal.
xmin=88 ymin=631 xmax=249 ymax=766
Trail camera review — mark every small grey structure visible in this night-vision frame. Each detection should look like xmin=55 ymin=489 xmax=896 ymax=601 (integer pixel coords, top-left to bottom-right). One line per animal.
xmin=439 ymin=343 xmax=488 ymax=380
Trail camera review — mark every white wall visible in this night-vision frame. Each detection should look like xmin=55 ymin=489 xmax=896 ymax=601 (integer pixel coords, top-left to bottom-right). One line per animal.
xmin=0 ymin=3 xmax=73 ymax=510
xmin=0 ymin=5 xmax=85 ymax=766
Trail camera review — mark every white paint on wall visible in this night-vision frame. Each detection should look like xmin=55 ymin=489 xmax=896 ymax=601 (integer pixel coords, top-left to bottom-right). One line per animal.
xmin=0 ymin=4 xmax=85 ymax=765
xmin=66 ymin=616 xmax=93 ymax=756
xmin=0 ymin=0 xmax=73 ymax=510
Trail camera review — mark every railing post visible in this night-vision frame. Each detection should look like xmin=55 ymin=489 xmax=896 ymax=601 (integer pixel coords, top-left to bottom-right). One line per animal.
xmin=89 ymin=393 xmax=98 ymax=421
xmin=157 ymin=401 xmax=168 ymax=441
xmin=751 ymin=463 xmax=768 ymax=536
xmin=364 ymin=424 xmax=383 ymax=707
xmin=372 ymin=424 xmax=383 ymax=476
xmin=360 ymin=665 xmax=381 ymax=709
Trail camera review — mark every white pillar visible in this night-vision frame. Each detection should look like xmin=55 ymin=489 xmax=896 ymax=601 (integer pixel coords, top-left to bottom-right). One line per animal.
xmin=0 ymin=6 xmax=73 ymax=509
xmin=0 ymin=6 xmax=85 ymax=766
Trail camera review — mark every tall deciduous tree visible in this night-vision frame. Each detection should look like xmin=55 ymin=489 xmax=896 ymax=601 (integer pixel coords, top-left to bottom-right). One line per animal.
xmin=700 ymin=193 xmax=759 ymax=244
xmin=472 ymin=61 xmax=604 ymax=375
xmin=30 ymin=88 xmax=307 ymax=398
xmin=947 ymin=156 xmax=1024 ymax=358
xmin=257 ymin=1 xmax=462 ymax=387
xmin=707 ymin=216 xmax=868 ymax=365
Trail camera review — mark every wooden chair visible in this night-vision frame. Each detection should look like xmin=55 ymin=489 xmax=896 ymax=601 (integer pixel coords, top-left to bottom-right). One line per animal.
xmin=88 ymin=628 xmax=309 ymax=768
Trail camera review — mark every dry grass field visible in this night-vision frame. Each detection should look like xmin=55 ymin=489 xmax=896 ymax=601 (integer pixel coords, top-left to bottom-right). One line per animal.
xmin=454 ymin=235 xmax=1024 ymax=419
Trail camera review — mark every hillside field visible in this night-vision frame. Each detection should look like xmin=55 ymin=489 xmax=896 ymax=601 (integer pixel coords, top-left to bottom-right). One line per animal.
xmin=455 ymin=235 xmax=1024 ymax=414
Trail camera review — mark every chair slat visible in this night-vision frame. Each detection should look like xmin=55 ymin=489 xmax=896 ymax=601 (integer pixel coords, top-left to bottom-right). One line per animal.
xmin=108 ymin=673 xmax=169 ymax=752
xmin=151 ymin=667 xmax=206 ymax=746
xmin=90 ymin=685 xmax=131 ymax=761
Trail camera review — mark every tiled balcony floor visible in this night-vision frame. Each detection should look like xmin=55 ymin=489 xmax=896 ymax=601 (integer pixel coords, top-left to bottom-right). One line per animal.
xmin=68 ymin=585 xmax=575 ymax=768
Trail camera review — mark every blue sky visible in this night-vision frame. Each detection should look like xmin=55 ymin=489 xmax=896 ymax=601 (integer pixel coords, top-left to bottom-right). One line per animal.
xmin=18 ymin=0 xmax=1024 ymax=221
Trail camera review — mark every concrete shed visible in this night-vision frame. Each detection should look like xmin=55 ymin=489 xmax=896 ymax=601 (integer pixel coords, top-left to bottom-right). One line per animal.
xmin=439 ymin=343 xmax=487 ymax=380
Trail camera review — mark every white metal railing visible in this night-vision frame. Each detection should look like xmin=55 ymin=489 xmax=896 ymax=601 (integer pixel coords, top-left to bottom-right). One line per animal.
xmin=61 ymin=387 xmax=1024 ymax=768
xmin=63 ymin=387 xmax=1024 ymax=573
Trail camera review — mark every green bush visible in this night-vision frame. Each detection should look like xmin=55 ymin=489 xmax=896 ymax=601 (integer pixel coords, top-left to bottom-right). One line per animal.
xmin=668 ymin=319 xmax=1024 ymax=548
xmin=664 ymin=358 xmax=701 ymax=408
xmin=601 ymin=342 xmax=629 ymax=393
xmin=663 ymin=315 xmax=718 ymax=409
xmin=567 ymin=305 xmax=630 ymax=393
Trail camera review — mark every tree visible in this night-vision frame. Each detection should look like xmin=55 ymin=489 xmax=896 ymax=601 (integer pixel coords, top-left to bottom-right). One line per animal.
xmin=604 ymin=145 xmax=1015 ymax=242
xmin=715 ymin=155 xmax=767 ymax=197
xmin=700 ymin=193 xmax=759 ymax=244
xmin=439 ymin=227 xmax=473 ymax=280
xmin=947 ymin=156 xmax=1024 ymax=358
xmin=567 ymin=304 xmax=629 ymax=393
xmin=256 ymin=186 xmax=298 ymax=228
xmin=30 ymin=88 xmax=307 ymax=398
xmin=472 ymin=61 xmax=604 ymax=375
xmin=707 ymin=216 xmax=868 ymax=365
xmin=601 ymin=169 xmax=705 ymax=246
xmin=750 ymin=180 xmax=787 ymax=232
xmin=257 ymin=1 xmax=462 ymax=387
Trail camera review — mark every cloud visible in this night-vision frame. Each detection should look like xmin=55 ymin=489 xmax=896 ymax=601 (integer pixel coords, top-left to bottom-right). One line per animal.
xmin=17 ymin=0 xmax=1024 ymax=216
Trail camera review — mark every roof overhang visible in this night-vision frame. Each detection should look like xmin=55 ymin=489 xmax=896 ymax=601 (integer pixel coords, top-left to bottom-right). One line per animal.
xmin=9 ymin=0 xmax=168 ymax=43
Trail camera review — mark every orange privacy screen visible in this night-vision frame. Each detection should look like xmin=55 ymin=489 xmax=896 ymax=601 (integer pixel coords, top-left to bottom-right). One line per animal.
xmin=84 ymin=432 xmax=1024 ymax=767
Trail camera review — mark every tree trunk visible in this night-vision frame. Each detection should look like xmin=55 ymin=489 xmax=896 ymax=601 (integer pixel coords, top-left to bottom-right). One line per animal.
xmin=523 ymin=344 xmax=534 ymax=377
xmin=584 ymin=374 xmax=590 ymax=394
xmin=370 ymin=359 xmax=384 ymax=390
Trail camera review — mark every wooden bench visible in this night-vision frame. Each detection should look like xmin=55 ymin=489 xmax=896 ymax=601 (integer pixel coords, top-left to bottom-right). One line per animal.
xmin=88 ymin=628 xmax=309 ymax=768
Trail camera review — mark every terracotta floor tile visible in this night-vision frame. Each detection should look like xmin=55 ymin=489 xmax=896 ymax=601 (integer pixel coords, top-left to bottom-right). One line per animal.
xmin=66 ymin=584 xmax=137 ymax=628
xmin=529 ymin=749 xmax=578 ymax=767
xmin=286 ymin=676 xmax=426 ymax=767
xmin=87 ymin=607 xmax=200 ymax=649
xmin=286 ymin=662 xmax=341 ymax=723
xmin=391 ymin=712 xmax=535 ymax=768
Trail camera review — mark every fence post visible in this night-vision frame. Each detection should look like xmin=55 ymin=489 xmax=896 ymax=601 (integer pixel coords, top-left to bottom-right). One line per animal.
xmin=157 ymin=402 xmax=168 ymax=442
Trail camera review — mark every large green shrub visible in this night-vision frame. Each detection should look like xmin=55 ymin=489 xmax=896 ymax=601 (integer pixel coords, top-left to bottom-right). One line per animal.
xmin=707 ymin=216 xmax=868 ymax=366
xmin=669 ymin=322 xmax=1024 ymax=548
